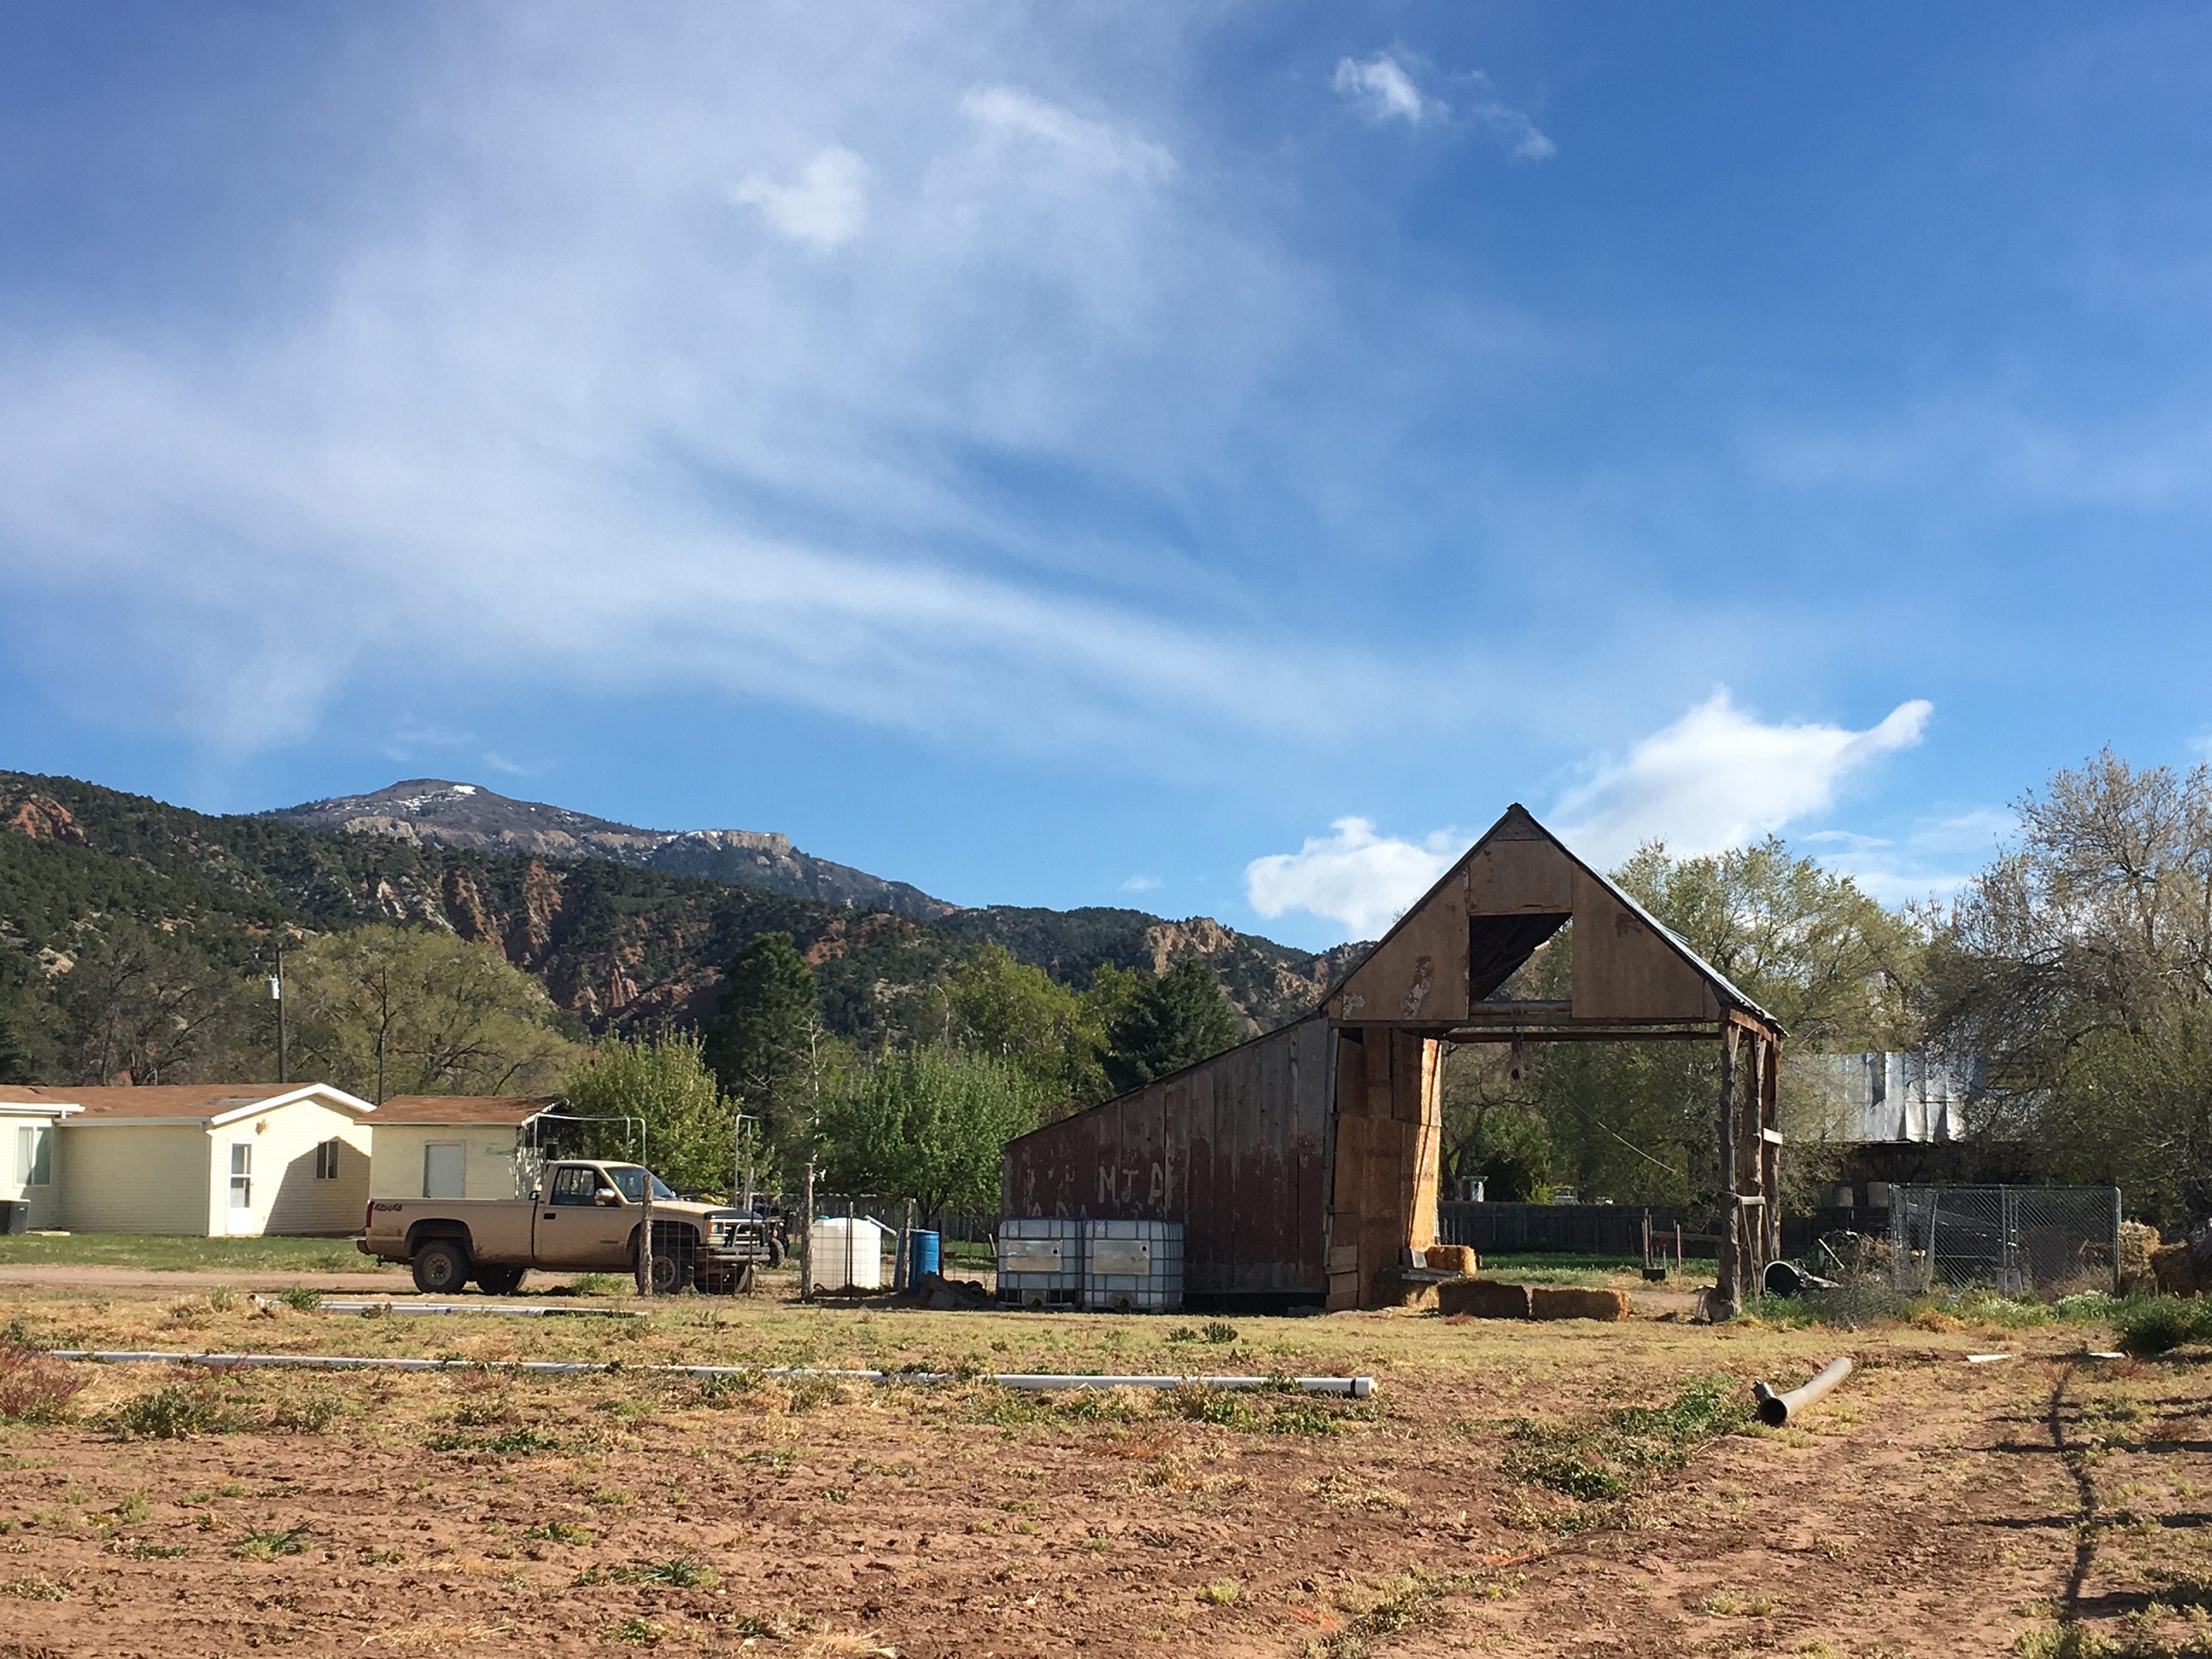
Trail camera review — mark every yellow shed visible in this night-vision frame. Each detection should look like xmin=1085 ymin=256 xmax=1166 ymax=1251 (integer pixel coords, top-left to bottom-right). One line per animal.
xmin=368 ymin=1095 xmax=555 ymax=1201
xmin=0 ymin=1084 xmax=376 ymax=1237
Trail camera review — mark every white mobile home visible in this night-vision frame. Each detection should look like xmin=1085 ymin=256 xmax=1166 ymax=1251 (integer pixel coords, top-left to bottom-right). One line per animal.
xmin=0 ymin=1084 xmax=375 ymax=1237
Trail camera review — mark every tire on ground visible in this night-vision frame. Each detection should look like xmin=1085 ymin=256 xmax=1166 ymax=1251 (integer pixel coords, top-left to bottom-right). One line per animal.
xmin=476 ymin=1265 xmax=527 ymax=1296
xmin=411 ymin=1237 xmax=472 ymax=1296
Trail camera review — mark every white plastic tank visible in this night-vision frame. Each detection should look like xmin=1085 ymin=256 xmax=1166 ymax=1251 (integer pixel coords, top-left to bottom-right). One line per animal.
xmin=997 ymin=1217 xmax=1084 ymax=1308
xmin=807 ymin=1216 xmax=888 ymax=1293
xmin=1081 ymin=1218 xmax=1184 ymax=1313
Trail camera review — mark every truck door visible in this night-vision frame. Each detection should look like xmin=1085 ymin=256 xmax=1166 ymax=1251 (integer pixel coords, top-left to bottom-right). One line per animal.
xmin=535 ymin=1164 xmax=622 ymax=1269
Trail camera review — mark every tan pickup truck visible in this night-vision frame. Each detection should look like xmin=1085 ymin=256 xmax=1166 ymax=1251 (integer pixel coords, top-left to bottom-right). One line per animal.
xmin=359 ymin=1160 xmax=773 ymax=1296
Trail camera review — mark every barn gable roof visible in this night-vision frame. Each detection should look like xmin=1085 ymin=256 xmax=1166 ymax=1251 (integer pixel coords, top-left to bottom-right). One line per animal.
xmin=1321 ymin=803 xmax=1781 ymax=1037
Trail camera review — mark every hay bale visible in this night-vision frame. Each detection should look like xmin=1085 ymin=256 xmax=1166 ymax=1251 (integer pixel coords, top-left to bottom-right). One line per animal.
xmin=2118 ymin=1221 xmax=2161 ymax=1293
xmin=2152 ymin=1241 xmax=2200 ymax=1297
xmin=1423 ymin=1244 xmax=1479 ymax=1275
xmin=1529 ymin=1286 xmax=1631 ymax=1323
xmin=1435 ymin=1279 xmax=1532 ymax=1320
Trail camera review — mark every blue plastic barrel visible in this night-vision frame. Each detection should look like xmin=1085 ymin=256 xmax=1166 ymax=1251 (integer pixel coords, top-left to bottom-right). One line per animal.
xmin=911 ymin=1230 xmax=942 ymax=1280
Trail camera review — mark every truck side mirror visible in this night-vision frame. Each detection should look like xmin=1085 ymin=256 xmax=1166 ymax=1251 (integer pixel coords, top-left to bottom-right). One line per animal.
xmin=594 ymin=1188 xmax=620 ymax=1207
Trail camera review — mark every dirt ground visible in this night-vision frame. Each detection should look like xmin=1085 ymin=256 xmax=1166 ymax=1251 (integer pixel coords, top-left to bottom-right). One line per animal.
xmin=0 ymin=1275 xmax=2192 ymax=1658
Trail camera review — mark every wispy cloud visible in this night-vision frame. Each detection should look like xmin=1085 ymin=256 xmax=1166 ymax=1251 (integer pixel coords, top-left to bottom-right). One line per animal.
xmin=1331 ymin=53 xmax=1552 ymax=158
xmin=0 ymin=15 xmax=1369 ymax=760
xmin=1245 ymin=817 xmax=1460 ymax=939
xmin=1333 ymin=53 xmax=1442 ymax=127
xmin=959 ymin=85 xmax=1174 ymax=180
xmin=734 ymin=146 xmax=869 ymax=249
xmin=1465 ymin=72 xmax=1556 ymax=161
xmin=1553 ymin=691 xmax=1932 ymax=866
xmin=1119 ymin=873 xmax=1161 ymax=892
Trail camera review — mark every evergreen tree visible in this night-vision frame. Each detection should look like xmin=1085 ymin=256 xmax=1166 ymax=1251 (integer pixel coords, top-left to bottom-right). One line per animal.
xmin=700 ymin=932 xmax=820 ymax=1150
xmin=0 ymin=1009 xmax=33 ymax=1085
xmin=1099 ymin=955 xmax=1238 ymax=1097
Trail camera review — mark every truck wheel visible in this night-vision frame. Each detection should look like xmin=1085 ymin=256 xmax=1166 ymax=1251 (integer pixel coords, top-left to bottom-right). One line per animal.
xmin=764 ymin=1234 xmax=785 ymax=1269
xmin=411 ymin=1239 xmax=470 ymax=1295
xmin=476 ymin=1266 xmax=527 ymax=1296
xmin=637 ymin=1235 xmax=694 ymax=1296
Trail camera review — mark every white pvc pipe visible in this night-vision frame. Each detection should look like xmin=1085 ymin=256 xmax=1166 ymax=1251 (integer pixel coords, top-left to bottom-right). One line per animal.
xmin=48 ymin=1350 xmax=1373 ymax=1395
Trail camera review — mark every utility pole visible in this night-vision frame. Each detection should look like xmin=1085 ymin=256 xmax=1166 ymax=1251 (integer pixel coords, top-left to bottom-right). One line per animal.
xmin=638 ymin=1122 xmax=654 ymax=1300
xmin=268 ymin=943 xmax=287 ymax=1086
xmin=800 ymin=1157 xmax=815 ymax=1303
xmin=733 ymin=1113 xmax=759 ymax=1212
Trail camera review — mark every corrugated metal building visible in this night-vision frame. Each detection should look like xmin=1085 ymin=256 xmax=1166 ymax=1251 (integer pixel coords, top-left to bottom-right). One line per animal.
xmin=1004 ymin=803 xmax=1786 ymax=1310
xmin=1790 ymin=1052 xmax=1980 ymax=1144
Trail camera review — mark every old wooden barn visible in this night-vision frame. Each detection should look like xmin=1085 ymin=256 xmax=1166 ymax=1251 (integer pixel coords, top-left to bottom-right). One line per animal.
xmin=1001 ymin=803 xmax=1786 ymax=1311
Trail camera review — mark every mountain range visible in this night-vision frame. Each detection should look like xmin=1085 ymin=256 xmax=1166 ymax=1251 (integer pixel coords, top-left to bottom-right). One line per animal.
xmin=2 ymin=770 xmax=1367 ymax=1054
xmin=268 ymin=780 xmax=952 ymax=919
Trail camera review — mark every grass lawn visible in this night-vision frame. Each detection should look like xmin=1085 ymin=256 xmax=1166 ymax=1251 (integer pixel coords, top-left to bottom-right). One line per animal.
xmin=1475 ymin=1250 xmax=1717 ymax=1287
xmin=0 ymin=1233 xmax=394 ymax=1273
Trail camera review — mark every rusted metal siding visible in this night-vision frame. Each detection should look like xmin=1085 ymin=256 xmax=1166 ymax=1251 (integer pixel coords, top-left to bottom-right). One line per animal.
xmin=1002 ymin=1015 xmax=1332 ymax=1296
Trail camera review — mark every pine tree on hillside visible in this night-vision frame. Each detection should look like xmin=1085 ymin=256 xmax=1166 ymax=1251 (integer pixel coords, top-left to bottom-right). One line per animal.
xmin=700 ymin=932 xmax=821 ymax=1154
xmin=1099 ymin=955 xmax=1239 ymax=1098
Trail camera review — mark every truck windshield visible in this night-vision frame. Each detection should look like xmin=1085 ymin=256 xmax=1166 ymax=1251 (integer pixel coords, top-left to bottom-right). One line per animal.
xmin=604 ymin=1166 xmax=675 ymax=1204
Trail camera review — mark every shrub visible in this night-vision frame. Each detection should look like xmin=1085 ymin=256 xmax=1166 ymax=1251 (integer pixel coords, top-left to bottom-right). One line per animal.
xmin=268 ymin=1388 xmax=343 ymax=1433
xmin=570 ymin=1273 xmax=619 ymax=1297
xmin=0 ymin=1343 xmax=84 ymax=1426
xmin=0 ymin=1574 xmax=67 ymax=1601
xmin=2118 ymin=1296 xmax=2210 ymax=1355
xmin=279 ymin=1284 xmax=323 ymax=1313
xmin=231 ymin=1524 xmax=310 ymax=1561
xmin=108 ymin=1379 xmax=237 ymax=1441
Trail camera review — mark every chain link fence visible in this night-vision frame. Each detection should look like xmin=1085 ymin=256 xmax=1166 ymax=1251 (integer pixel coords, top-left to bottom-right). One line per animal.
xmin=1886 ymin=1184 xmax=2122 ymax=1295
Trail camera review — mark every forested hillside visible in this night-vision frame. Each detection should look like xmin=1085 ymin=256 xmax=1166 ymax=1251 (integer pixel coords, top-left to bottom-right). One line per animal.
xmin=0 ymin=770 xmax=1355 ymax=1087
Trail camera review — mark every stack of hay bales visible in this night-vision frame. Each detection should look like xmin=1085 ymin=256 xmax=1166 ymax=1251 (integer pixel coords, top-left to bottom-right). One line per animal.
xmin=2118 ymin=1221 xmax=2160 ymax=1294
xmin=1436 ymin=1279 xmax=1631 ymax=1322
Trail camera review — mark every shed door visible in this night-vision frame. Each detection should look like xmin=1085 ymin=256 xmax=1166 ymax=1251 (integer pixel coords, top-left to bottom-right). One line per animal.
xmin=423 ymin=1143 xmax=466 ymax=1200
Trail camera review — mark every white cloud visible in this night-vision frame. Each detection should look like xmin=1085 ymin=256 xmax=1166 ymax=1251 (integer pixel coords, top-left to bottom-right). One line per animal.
xmin=0 ymin=12 xmax=1379 ymax=760
xmin=1245 ymin=817 xmax=1460 ymax=940
xmin=959 ymin=85 xmax=1174 ymax=180
xmin=734 ymin=146 xmax=869 ymax=248
xmin=1119 ymin=873 xmax=1160 ymax=892
xmin=1332 ymin=54 xmax=1441 ymax=127
xmin=1803 ymin=807 xmax=2013 ymax=906
xmin=1466 ymin=75 xmax=1556 ymax=161
xmin=1330 ymin=55 xmax=1552 ymax=158
xmin=1553 ymin=691 xmax=1932 ymax=866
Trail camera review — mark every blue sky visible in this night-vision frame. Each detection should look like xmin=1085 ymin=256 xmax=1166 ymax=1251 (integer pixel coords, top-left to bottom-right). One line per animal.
xmin=3 ymin=4 xmax=2210 ymax=950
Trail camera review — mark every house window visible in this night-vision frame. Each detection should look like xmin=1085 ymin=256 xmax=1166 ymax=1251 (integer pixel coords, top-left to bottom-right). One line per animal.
xmin=313 ymin=1139 xmax=342 ymax=1180
xmin=229 ymin=1143 xmax=252 ymax=1210
xmin=15 ymin=1125 xmax=51 ymax=1187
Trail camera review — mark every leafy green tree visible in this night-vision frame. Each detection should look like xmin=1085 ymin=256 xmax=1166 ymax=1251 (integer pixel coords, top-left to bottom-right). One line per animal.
xmin=700 ymin=932 xmax=820 ymax=1147
xmin=946 ymin=944 xmax=1114 ymax=1105
xmin=51 ymin=920 xmax=253 ymax=1086
xmin=561 ymin=1031 xmax=733 ymax=1194
xmin=1099 ymin=955 xmax=1239 ymax=1097
xmin=285 ymin=926 xmax=579 ymax=1098
xmin=1922 ymin=751 xmax=2212 ymax=1225
xmin=820 ymin=1048 xmax=1044 ymax=1221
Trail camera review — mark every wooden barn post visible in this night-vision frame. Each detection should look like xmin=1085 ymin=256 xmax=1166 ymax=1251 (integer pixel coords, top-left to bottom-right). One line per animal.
xmin=1760 ymin=1036 xmax=1783 ymax=1268
xmin=1715 ymin=1025 xmax=1739 ymax=1316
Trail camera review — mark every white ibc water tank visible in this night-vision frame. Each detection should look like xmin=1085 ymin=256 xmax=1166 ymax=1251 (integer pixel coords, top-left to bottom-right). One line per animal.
xmin=998 ymin=1217 xmax=1084 ymax=1308
xmin=807 ymin=1217 xmax=888 ymax=1293
xmin=1081 ymin=1219 xmax=1184 ymax=1313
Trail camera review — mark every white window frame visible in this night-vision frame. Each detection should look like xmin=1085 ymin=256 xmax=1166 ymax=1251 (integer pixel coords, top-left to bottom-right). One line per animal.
xmin=228 ymin=1143 xmax=253 ymax=1210
xmin=15 ymin=1124 xmax=51 ymax=1188
xmin=314 ymin=1138 xmax=342 ymax=1181
xmin=422 ymin=1142 xmax=466 ymax=1200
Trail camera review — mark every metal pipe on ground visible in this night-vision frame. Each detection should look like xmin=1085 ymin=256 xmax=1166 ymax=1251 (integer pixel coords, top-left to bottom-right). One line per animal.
xmin=1752 ymin=1356 xmax=1854 ymax=1427
xmin=46 ymin=1350 xmax=1374 ymax=1396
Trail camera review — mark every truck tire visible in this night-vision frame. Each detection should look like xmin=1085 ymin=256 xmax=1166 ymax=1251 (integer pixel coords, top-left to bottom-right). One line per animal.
xmin=412 ymin=1238 xmax=470 ymax=1295
xmin=636 ymin=1231 xmax=694 ymax=1296
xmin=476 ymin=1266 xmax=527 ymax=1296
